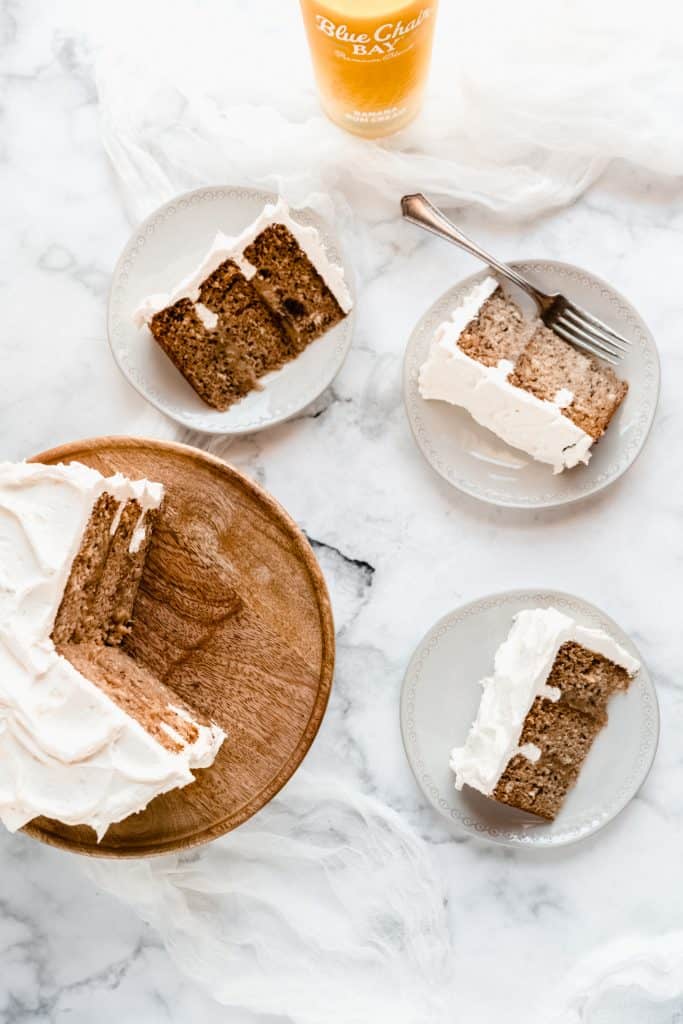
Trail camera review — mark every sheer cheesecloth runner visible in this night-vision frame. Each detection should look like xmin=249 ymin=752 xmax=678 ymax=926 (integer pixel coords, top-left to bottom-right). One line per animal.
xmin=86 ymin=1 xmax=683 ymax=1019
xmin=547 ymin=933 xmax=683 ymax=1023
xmin=85 ymin=773 xmax=453 ymax=1023
xmin=92 ymin=0 xmax=683 ymax=226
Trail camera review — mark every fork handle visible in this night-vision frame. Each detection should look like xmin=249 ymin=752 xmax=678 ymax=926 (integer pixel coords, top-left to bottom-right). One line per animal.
xmin=401 ymin=193 xmax=544 ymax=307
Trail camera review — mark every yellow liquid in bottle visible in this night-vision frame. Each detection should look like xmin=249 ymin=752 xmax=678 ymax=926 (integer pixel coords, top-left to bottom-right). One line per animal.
xmin=299 ymin=0 xmax=438 ymax=138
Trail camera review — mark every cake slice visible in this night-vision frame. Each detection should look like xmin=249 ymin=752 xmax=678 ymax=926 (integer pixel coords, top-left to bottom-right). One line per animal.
xmin=134 ymin=198 xmax=353 ymax=411
xmin=419 ymin=277 xmax=628 ymax=473
xmin=450 ymin=608 xmax=639 ymax=821
xmin=0 ymin=461 xmax=225 ymax=839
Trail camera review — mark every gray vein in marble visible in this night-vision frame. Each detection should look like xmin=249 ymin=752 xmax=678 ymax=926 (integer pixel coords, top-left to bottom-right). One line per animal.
xmin=306 ymin=534 xmax=374 ymax=582
xmin=1 ymin=937 xmax=166 ymax=1024
xmin=0 ymin=3 xmax=18 ymax=51
xmin=38 ymin=243 xmax=109 ymax=297
xmin=299 ymin=387 xmax=353 ymax=422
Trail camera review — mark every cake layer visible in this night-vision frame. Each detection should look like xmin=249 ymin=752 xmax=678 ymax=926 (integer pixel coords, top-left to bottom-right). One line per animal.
xmin=98 ymin=501 xmax=159 ymax=646
xmin=60 ymin=642 xmax=206 ymax=754
xmin=243 ymin=223 xmax=345 ymax=349
xmin=457 ymin=285 xmax=536 ymax=367
xmin=0 ymin=461 xmax=224 ymax=839
xmin=450 ymin=608 xmax=639 ymax=805
xmin=419 ymin=277 xmax=628 ymax=473
xmin=151 ymin=298 xmax=256 ymax=409
xmin=516 ymin=693 xmax=606 ymax=764
xmin=197 ymin=258 xmax=295 ymax=371
xmin=52 ymin=492 xmax=119 ymax=645
xmin=493 ymin=750 xmax=580 ymax=822
xmin=544 ymin=639 xmax=631 ymax=716
xmin=493 ymin=694 xmax=604 ymax=820
xmin=54 ymin=497 xmax=158 ymax=646
xmin=150 ymin=256 xmax=293 ymax=411
xmin=509 ymin=326 xmax=628 ymax=440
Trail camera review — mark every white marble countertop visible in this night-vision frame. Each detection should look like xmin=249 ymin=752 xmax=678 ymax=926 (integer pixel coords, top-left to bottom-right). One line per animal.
xmin=2 ymin=4 xmax=683 ymax=1023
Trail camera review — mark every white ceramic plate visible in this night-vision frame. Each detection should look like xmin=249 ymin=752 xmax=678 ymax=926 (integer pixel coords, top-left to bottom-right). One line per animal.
xmin=403 ymin=262 xmax=660 ymax=508
xmin=108 ymin=186 xmax=355 ymax=434
xmin=400 ymin=589 xmax=658 ymax=848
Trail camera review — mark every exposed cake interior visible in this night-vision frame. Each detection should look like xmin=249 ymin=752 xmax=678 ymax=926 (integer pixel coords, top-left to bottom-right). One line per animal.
xmin=419 ymin=277 xmax=628 ymax=473
xmin=51 ymin=484 xmax=213 ymax=754
xmin=0 ymin=461 xmax=224 ymax=839
xmin=243 ymin=223 xmax=345 ymax=350
xmin=509 ymin=325 xmax=628 ymax=440
xmin=150 ymin=265 xmax=287 ymax=411
xmin=60 ymin=642 xmax=202 ymax=754
xmin=457 ymin=287 xmax=536 ymax=367
xmin=135 ymin=197 xmax=352 ymax=412
xmin=52 ymin=492 xmax=157 ymax=648
xmin=450 ymin=607 xmax=639 ymax=821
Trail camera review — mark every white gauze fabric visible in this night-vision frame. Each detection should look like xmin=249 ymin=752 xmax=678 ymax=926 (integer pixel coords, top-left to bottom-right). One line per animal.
xmin=546 ymin=932 xmax=683 ymax=1024
xmin=84 ymin=772 xmax=453 ymax=1023
xmin=90 ymin=0 xmax=683 ymax=224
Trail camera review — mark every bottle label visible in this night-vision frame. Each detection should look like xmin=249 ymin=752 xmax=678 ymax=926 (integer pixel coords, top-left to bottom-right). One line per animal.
xmin=314 ymin=7 xmax=433 ymax=61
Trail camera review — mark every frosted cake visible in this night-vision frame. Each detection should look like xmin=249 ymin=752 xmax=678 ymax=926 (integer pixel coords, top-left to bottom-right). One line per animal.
xmin=450 ymin=607 xmax=639 ymax=821
xmin=0 ymin=461 xmax=224 ymax=839
xmin=419 ymin=277 xmax=628 ymax=473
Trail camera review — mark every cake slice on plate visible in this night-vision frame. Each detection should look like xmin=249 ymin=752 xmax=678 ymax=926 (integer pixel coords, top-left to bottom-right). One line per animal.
xmin=419 ymin=277 xmax=628 ymax=473
xmin=134 ymin=197 xmax=353 ymax=411
xmin=0 ymin=461 xmax=224 ymax=839
xmin=450 ymin=607 xmax=639 ymax=821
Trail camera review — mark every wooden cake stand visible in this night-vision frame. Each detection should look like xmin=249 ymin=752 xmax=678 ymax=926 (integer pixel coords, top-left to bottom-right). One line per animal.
xmin=25 ymin=437 xmax=335 ymax=858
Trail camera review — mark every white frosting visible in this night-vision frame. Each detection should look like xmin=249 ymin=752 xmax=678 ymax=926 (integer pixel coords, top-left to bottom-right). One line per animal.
xmin=418 ymin=276 xmax=595 ymax=474
xmin=450 ymin=607 xmax=640 ymax=796
xmin=133 ymin=196 xmax=352 ymax=327
xmin=444 ymin=276 xmax=499 ymax=336
xmin=0 ymin=461 xmax=225 ymax=839
xmin=194 ymin=303 xmax=218 ymax=330
xmin=553 ymin=387 xmax=574 ymax=409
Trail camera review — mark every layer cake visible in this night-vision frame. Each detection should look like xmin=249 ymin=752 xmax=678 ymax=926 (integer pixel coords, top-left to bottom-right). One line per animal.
xmin=0 ymin=461 xmax=224 ymax=839
xmin=134 ymin=198 xmax=353 ymax=410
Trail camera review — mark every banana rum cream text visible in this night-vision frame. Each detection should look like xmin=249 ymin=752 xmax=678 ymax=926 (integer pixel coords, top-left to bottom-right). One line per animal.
xmin=299 ymin=0 xmax=438 ymax=138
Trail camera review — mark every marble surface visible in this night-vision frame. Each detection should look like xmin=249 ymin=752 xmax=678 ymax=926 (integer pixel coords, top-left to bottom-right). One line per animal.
xmin=2 ymin=4 xmax=683 ymax=1023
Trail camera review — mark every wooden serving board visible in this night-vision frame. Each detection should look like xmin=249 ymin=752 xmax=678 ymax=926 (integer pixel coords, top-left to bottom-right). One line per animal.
xmin=24 ymin=437 xmax=334 ymax=858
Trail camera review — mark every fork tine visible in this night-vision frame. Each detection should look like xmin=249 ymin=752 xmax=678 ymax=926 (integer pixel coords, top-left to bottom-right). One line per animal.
xmin=563 ymin=304 xmax=631 ymax=350
xmin=551 ymin=321 xmax=620 ymax=365
xmin=553 ymin=313 xmax=624 ymax=359
xmin=561 ymin=307 xmax=629 ymax=354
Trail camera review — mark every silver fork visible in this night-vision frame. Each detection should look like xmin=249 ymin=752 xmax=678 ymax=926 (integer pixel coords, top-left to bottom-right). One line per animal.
xmin=401 ymin=192 xmax=629 ymax=366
